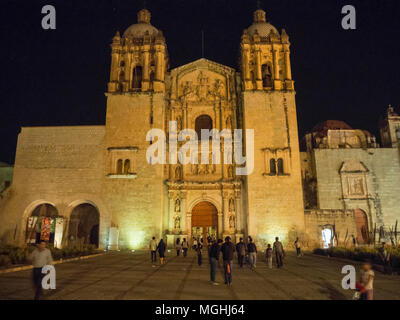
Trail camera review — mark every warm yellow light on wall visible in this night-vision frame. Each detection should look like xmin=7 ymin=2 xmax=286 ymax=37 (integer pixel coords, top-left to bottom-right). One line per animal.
xmin=128 ymin=230 xmax=146 ymax=249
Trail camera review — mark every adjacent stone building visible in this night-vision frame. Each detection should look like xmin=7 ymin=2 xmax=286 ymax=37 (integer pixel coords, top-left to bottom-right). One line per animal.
xmin=0 ymin=8 xmax=399 ymax=249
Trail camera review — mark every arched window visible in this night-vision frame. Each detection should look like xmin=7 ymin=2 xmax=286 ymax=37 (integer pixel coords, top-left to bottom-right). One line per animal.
xmin=124 ymin=159 xmax=131 ymax=174
xmin=195 ymin=115 xmax=213 ymax=139
xmin=270 ymin=158 xmax=276 ymax=175
xmin=277 ymin=158 xmax=284 ymax=175
xmin=132 ymin=66 xmax=142 ymax=90
xmin=262 ymin=64 xmax=273 ymax=88
xmin=117 ymin=159 xmax=123 ymax=174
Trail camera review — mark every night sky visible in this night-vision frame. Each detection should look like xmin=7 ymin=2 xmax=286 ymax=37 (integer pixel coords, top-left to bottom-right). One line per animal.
xmin=1 ymin=0 xmax=400 ymax=164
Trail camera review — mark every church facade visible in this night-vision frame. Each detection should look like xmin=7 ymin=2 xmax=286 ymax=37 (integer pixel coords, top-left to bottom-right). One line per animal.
xmin=0 ymin=8 xmax=399 ymax=249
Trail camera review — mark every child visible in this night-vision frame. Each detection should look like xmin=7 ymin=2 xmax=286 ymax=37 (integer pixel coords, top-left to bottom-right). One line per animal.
xmin=266 ymin=244 xmax=273 ymax=269
xmin=359 ymin=261 xmax=374 ymax=300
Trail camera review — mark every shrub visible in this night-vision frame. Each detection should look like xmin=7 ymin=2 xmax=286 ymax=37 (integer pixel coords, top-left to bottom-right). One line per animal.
xmin=314 ymin=246 xmax=400 ymax=270
xmin=0 ymin=255 xmax=11 ymax=267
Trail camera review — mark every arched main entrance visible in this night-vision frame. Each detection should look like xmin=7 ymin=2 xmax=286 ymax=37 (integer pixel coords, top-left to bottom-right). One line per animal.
xmin=355 ymin=209 xmax=369 ymax=244
xmin=26 ymin=203 xmax=59 ymax=245
xmin=191 ymin=201 xmax=218 ymax=242
xmin=68 ymin=203 xmax=100 ymax=247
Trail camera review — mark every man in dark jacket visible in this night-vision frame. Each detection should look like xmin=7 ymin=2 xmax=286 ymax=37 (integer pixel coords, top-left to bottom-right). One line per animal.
xmin=236 ymin=238 xmax=246 ymax=268
xmin=220 ymin=236 xmax=235 ymax=285
xmin=209 ymin=239 xmax=222 ymax=285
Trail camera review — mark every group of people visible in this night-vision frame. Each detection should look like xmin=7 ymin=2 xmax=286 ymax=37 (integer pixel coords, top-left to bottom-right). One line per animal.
xmin=149 ymin=235 xmax=290 ymax=286
xmin=207 ymin=236 xmax=288 ymax=285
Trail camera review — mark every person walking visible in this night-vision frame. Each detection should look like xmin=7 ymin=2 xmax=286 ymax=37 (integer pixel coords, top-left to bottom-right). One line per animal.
xmin=209 ymin=239 xmax=222 ymax=285
xmin=150 ymin=236 xmax=157 ymax=266
xmin=236 ymin=238 xmax=246 ymax=268
xmin=28 ymin=241 xmax=53 ymax=300
xmin=294 ymin=237 xmax=302 ymax=257
xmin=247 ymin=238 xmax=257 ymax=269
xmin=176 ymin=238 xmax=181 ymax=257
xmin=266 ymin=244 xmax=273 ymax=269
xmin=273 ymin=237 xmax=285 ymax=268
xmin=157 ymin=238 xmax=166 ymax=265
xmin=193 ymin=238 xmax=198 ymax=250
xmin=378 ymin=242 xmax=392 ymax=275
xmin=181 ymin=238 xmax=188 ymax=257
xmin=359 ymin=261 xmax=375 ymax=300
xmin=220 ymin=236 xmax=235 ymax=286
xmin=197 ymin=242 xmax=203 ymax=266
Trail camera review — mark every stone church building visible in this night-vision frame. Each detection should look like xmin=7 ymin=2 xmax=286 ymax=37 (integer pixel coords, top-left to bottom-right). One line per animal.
xmin=0 ymin=8 xmax=399 ymax=249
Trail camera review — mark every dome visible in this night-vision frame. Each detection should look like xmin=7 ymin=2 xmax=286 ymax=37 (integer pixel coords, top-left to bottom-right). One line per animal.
xmin=312 ymin=120 xmax=353 ymax=136
xmin=245 ymin=9 xmax=279 ymax=37
xmin=123 ymin=9 xmax=159 ymax=38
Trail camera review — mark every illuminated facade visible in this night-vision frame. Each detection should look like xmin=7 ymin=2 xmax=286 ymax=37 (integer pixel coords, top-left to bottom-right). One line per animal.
xmin=0 ymin=8 xmax=399 ymax=249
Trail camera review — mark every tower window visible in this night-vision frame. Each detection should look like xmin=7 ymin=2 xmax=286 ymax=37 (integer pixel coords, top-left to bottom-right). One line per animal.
xmin=277 ymin=158 xmax=284 ymax=175
xmin=132 ymin=66 xmax=143 ymax=90
xmin=270 ymin=158 xmax=276 ymax=175
xmin=262 ymin=64 xmax=273 ymax=88
xmin=117 ymin=159 xmax=123 ymax=174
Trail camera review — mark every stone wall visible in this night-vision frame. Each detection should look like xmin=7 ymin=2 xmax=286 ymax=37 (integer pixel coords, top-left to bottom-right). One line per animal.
xmin=243 ymin=90 xmax=305 ymax=246
xmin=0 ymin=126 xmax=109 ymax=247
xmin=313 ymin=148 xmax=400 ymax=229
xmin=304 ymin=209 xmax=357 ymax=248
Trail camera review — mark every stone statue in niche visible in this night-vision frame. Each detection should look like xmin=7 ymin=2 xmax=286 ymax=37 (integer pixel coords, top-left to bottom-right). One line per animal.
xmin=175 ymin=166 xmax=182 ymax=180
xmin=227 ymin=165 xmax=234 ymax=179
xmin=226 ymin=115 xmax=233 ymax=130
xmin=175 ymin=199 xmax=181 ymax=212
xmin=229 ymin=215 xmax=235 ymax=229
xmin=174 ymin=215 xmax=181 ymax=229
xmin=229 ymin=198 xmax=235 ymax=212
xmin=176 ymin=116 xmax=182 ymax=131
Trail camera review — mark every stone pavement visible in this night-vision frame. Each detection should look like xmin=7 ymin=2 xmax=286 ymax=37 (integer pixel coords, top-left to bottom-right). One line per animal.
xmin=0 ymin=250 xmax=399 ymax=300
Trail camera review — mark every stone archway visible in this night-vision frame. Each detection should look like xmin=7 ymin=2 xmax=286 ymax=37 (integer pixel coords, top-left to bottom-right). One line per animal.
xmin=25 ymin=203 xmax=59 ymax=245
xmin=191 ymin=201 xmax=218 ymax=242
xmin=68 ymin=203 xmax=100 ymax=247
xmin=355 ymin=209 xmax=369 ymax=244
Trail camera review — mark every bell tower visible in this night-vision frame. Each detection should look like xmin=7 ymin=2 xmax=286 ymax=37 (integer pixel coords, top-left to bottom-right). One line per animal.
xmin=103 ymin=8 xmax=168 ymax=248
xmin=240 ymin=8 xmax=304 ymax=244
xmin=240 ymin=9 xmax=294 ymax=92
xmin=108 ymin=9 xmax=168 ymax=93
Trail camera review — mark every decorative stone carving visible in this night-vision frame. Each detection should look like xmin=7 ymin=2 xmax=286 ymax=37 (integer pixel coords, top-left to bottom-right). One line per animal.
xmin=179 ymin=71 xmax=226 ymax=103
xmin=229 ymin=215 xmax=235 ymax=229
xmin=175 ymin=199 xmax=181 ymax=212
xmin=174 ymin=215 xmax=181 ymax=229
xmin=175 ymin=166 xmax=182 ymax=180
xmin=229 ymin=198 xmax=235 ymax=212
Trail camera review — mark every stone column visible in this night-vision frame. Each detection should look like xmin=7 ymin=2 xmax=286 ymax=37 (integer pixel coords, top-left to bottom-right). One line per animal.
xmin=143 ymin=49 xmax=150 ymax=81
xmin=186 ymin=213 xmax=192 ymax=240
xmin=155 ymin=49 xmax=163 ymax=81
xmin=256 ymin=49 xmax=262 ymax=80
xmin=284 ymin=49 xmax=292 ymax=80
xmin=273 ymin=48 xmax=280 ymax=80
xmin=242 ymin=49 xmax=250 ymax=80
xmin=181 ymin=192 xmax=187 ymax=234
xmin=235 ymin=196 xmax=241 ymax=232
xmin=222 ymin=193 xmax=230 ymax=233
xmin=168 ymin=192 xmax=175 ymax=233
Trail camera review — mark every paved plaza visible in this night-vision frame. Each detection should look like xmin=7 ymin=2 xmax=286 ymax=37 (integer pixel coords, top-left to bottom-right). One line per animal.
xmin=0 ymin=250 xmax=399 ymax=300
